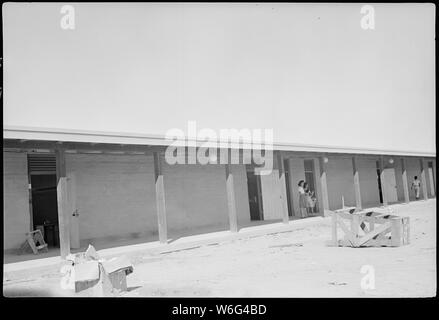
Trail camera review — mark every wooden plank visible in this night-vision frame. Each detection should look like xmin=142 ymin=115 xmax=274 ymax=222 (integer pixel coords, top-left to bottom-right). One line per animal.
xmin=68 ymin=172 xmax=80 ymax=249
xmin=55 ymin=146 xmax=66 ymax=182
xmin=350 ymin=214 xmax=360 ymax=239
xmin=277 ymin=152 xmax=289 ymax=224
xmin=57 ymin=177 xmax=71 ymax=258
xmin=313 ymin=158 xmax=324 ymax=216
xmin=362 ymin=238 xmax=392 ymax=247
xmin=27 ymin=166 xmax=34 ymax=232
xmin=419 ymin=158 xmax=429 ymax=201
xmin=318 ymin=157 xmax=330 ymax=216
xmin=225 ymin=162 xmax=238 ymax=233
xmin=334 ymin=211 xmax=355 ymax=220
xmin=356 ymin=222 xmax=391 ymax=247
xmin=153 ymin=152 xmax=168 ymax=243
xmin=26 ymin=235 xmax=39 ymax=254
xmin=337 ymin=218 xmax=356 ymax=246
xmin=352 ymin=156 xmax=362 ymax=210
xmin=401 ymin=158 xmax=410 ymax=203
xmin=55 ymin=147 xmax=71 ymax=259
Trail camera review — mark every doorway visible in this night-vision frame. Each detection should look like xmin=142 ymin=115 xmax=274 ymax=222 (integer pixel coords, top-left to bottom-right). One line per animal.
xmin=383 ymin=168 xmax=398 ymax=203
xmin=28 ymin=154 xmax=60 ymax=248
xmin=304 ymin=159 xmax=318 ymax=214
xmin=376 ymin=161 xmax=398 ymax=204
xmin=246 ymin=165 xmax=264 ymax=221
xmin=376 ymin=161 xmax=383 ymax=203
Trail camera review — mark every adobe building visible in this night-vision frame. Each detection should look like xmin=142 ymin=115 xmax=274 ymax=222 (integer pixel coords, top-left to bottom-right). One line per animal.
xmin=2 ymin=4 xmax=436 ymax=260
xmin=3 ymin=132 xmax=436 ymax=258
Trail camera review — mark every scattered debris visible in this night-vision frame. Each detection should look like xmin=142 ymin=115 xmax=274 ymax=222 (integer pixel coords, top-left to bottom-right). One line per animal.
xmin=62 ymin=245 xmax=133 ymax=296
xmin=328 ymin=281 xmax=347 ymax=286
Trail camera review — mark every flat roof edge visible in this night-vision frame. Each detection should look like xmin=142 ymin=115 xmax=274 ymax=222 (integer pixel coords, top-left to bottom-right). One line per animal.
xmin=3 ymin=126 xmax=436 ymax=158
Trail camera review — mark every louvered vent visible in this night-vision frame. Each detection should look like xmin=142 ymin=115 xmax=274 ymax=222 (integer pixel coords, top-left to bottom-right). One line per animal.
xmin=28 ymin=154 xmax=57 ymax=174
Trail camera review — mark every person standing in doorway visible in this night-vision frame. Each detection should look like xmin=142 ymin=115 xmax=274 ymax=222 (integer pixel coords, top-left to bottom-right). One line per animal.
xmin=303 ymin=182 xmax=315 ymax=214
xmin=298 ymin=180 xmax=307 ymax=218
xmin=411 ymin=176 xmax=421 ymax=200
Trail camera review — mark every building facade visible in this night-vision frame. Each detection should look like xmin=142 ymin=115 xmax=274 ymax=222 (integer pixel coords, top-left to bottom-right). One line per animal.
xmin=3 ymin=137 xmax=436 ymax=258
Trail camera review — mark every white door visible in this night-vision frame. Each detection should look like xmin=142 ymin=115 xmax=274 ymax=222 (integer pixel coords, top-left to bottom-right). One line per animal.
xmin=383 ymin=168 xmax=398 ymax=203
xmin=67 ymin=172 xmax=80 ymax=249
xmin=259 ymin=169 xmax=283 ymax=220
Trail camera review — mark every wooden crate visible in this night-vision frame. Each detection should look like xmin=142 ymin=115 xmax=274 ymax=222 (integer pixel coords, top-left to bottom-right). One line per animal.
xmin=330 ymin=208 xmax=410 ymax=247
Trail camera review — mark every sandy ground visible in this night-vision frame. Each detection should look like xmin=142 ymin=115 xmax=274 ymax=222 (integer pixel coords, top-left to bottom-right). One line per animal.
xmin=3 ymin=199 xmax=436 ymax=297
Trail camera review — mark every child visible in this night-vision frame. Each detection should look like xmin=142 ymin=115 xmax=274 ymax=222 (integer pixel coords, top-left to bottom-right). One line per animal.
xmin=303 ymin=182 xmax=315 ymax=214
xmin=411 ymin=176 xmax=421 ymax=200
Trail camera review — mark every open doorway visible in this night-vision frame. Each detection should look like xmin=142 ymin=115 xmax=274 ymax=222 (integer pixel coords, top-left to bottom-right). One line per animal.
xmin=304 ymin=159 xmax=319 ymax=214
xmin=376 ymin=161 xmax=398 ymax=204
xmin=284 ymin=159 xmax=293 ymax=217
xmin=376 ymin=161 xmax=383 ymax=204
xmin=28 ymin=154 xmax=60 ymax=248
xmin=246 ymin=165 xmax=264 ymax=221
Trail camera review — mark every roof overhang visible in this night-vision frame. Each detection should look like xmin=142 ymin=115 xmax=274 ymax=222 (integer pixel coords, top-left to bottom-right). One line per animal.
xmin=3 ymin=126 xmax=436 ymax=158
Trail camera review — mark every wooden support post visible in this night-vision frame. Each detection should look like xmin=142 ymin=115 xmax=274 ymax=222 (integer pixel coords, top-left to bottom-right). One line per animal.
xmin=68 ymin=172 xmax=80 ymax=249
xmin=420 ymin=158 xmax=429 ymax=201
xmin=401 ymin=158 xmax=410 ymax=203
xmin=55 ymin=147 xmax=71 ymax=259
xmin=433 ymin=160 xmax=437 ymax=196
xmin=352 ymin=156 xmax=362 ymax=210
xmin=286 ymin=159 xmax=296 ymax=217
xmin=225 ymin=156 xmax=238 ymax=232
xmin=277 ymin=152 xmax=289 ymax=224
xmin=379 ymin=156 xmax=388 ymax=206
xmin=319 ymin=156 xmax=330 ymax=216
xmin=153 ymin=152 xmax=168 ymax=244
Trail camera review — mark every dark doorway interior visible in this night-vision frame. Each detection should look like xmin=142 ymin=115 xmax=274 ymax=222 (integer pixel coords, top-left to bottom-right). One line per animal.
xmin=304 ymin=159 xmax=318 ymax=214
xmin=284 ymin=159 xmax=293 ymax=217
xmin=376 ymin=161 xmax=383 ymax=203
xmin=28 ymin=153 xmax=60 ymax=248
xmin=30 ymin=174 xmax=60 ymax=248
xmin=246 ymin=166 xmax=264 ymax=221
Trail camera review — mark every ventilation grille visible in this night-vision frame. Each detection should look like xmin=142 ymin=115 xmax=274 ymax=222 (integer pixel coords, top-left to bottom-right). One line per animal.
xmin=28 ymin=154 xmax=57 ymax=174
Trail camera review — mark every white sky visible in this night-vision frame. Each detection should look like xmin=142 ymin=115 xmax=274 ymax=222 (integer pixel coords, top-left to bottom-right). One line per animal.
xmin=2 ymin=3 xmax=436 ymax=154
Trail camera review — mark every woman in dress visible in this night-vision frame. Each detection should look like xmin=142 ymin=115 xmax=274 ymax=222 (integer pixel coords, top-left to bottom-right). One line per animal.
xmin=298 ymin=180 xmax=307 ymax=218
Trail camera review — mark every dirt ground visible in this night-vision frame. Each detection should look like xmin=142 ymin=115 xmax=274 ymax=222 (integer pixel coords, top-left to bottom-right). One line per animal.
xmin=3 ymin=199 xmax=436 ymax=297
